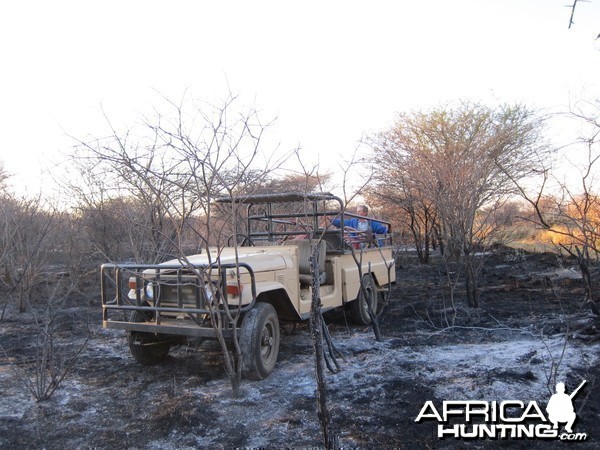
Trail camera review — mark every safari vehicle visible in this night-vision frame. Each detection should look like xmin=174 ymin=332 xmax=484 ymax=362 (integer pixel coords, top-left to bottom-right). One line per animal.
xmin=100 ymin=192 xmax=395 ymax=379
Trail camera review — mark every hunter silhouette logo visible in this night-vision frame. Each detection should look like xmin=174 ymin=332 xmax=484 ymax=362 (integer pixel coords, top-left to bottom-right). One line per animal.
xmin=415 ymin=379 xmax=589 ymax=441
xmin=546 ymin=380 xmax=586 ymax=434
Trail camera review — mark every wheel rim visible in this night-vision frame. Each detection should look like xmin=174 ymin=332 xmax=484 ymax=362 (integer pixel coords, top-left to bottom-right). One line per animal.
xmin=260 ymin=321 xmax=275 ymax=361
xmin=362 ymin=276 xmax=377 ymax=317
xmin=363 ymin=287 xmax=372 ymax=316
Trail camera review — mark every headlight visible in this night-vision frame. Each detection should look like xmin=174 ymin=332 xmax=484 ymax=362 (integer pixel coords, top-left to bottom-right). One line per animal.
xmin=145 ymin=282 xmax=156 ymax=300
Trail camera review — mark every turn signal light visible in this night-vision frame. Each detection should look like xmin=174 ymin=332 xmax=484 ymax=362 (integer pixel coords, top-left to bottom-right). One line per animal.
xmin=226 ymin=283 xmax=243 ymax=296
xmin=128 ymin=277 xmax=138 ymax=290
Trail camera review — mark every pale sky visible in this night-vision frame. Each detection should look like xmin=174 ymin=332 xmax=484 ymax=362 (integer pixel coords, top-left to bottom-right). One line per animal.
xmin=1 ymin=0 xmax=599 ymax=197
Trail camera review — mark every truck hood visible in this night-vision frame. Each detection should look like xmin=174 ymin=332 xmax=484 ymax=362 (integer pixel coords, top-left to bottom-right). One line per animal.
xmin=161 ymin=247 xmax=291 ymax=273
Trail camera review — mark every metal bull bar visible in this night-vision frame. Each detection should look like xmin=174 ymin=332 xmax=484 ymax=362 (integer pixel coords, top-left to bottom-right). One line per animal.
xmin=100 ymin=262 xmax=256 ymax=338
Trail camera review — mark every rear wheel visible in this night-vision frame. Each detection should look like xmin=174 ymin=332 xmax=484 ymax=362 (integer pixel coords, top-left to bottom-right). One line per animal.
xmin=128 ymin=310 xmax=171 ymax=365
xmin=350 ymin=274 xmax=378 ymax=325
xmin=240 ymin=303 xmax=280 ymax=380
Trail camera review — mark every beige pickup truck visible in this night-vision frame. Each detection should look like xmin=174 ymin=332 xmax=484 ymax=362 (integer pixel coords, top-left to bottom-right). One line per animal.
xmin=101 ymin=192 xmax=395 ymax=379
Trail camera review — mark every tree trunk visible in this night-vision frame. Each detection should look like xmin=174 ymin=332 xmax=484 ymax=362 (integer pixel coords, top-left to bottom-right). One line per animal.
xmin=309 ymin=246 xmax=337 ymax=449
xmin=575 ymin=246 xmax=599 ymax=315
xmin=464 ymin=255 xmax=479 ymax=308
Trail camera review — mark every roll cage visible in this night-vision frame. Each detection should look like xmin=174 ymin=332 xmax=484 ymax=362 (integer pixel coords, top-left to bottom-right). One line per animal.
xmin=215 ymin=192 xmax=393 ymax=250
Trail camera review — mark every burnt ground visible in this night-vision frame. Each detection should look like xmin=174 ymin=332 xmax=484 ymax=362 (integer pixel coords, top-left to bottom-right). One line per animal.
xmin=1 ymin=248 xmax=600 ymax=449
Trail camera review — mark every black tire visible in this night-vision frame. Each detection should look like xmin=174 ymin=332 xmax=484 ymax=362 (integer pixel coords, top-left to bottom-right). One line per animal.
xmin=127 ymin=310 xmax=171 ymax=366
xmin=350 ymin=274 xmax=379 ymax=325
xmin=240 ymin=302 xmax=280 ymax=380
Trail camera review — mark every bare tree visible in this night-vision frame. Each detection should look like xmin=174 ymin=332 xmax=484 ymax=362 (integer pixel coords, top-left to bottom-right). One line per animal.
xmin=510 ymin=99 xmax=600 ymax=314
xmin=366 ymin=165 xmax=439 ymax=263
xmin=70 ymin=92 xmax=285 ymax=392
xmin=370 ymin=101 xmax=547 ymax=307
xmin=255 ymin=172 xmax=332 ymax=194
xmin=2 ymin=272 xmax=88 ymax=401
xmin=0 ymin=161 xmax=9 ymax=191
xmin=66 ymin=125 xmax=197 ymax=264
xmin=566 ymin=0 xmax=599 ymax=38
xmin=568 ymin=0 xmax=581 ymax=29
xmin=0 ymin=178 xmax=91 ymax=400
xmin=289 ymin=148 xmax=392 ymax=449
xmin=0 ymin=194 xmax=57 ymax=314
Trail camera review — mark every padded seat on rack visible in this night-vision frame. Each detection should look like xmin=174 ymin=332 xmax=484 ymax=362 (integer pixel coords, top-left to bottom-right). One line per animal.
xmin=287 ymin=239 xmax=327 ymax=285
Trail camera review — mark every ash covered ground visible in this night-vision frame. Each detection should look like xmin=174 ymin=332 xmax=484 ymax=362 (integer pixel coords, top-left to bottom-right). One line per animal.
xmin=1 ymin=249 xmax=599 ymax=449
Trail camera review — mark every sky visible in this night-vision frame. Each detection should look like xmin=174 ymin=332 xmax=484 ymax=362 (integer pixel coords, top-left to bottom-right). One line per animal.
xmin=1 ymin=0 xmax=599 ymax=197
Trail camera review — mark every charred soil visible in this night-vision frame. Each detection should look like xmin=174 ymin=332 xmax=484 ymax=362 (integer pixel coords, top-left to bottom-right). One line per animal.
xmin=1 ymin=248 xmax=600 ymax=449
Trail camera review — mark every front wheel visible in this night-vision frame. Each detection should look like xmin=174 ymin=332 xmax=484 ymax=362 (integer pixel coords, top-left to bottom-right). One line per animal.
xmin=127 ymin=310 xmax=171 ymax=365
xmin=350 ymin=274 xmax=379 ymax=325
xmin=240 ymin=303 xmax=280 ymax=380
